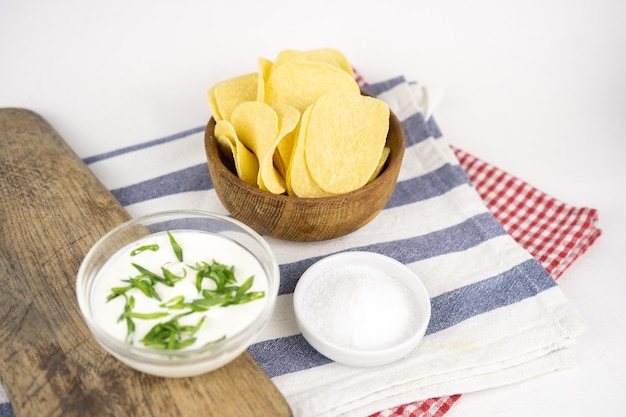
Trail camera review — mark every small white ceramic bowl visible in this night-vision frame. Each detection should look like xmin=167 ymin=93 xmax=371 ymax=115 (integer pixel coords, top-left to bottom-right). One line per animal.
xmin=76 ymin=210 xmax=279 ymax=377
xmin=293 ymin=251 xmax=431 ymax=367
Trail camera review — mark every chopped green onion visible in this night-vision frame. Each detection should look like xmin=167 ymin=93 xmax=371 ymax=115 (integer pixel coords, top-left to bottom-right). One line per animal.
xmin=130 ymin=244 xmax=159 ymax=256
xmin=107 ymin=232 xmax=265 ymax=349
xmin=141 ymin=313 xmax=205 ymax=350
xmin=167 ymin=231 xmax=183 ymax=262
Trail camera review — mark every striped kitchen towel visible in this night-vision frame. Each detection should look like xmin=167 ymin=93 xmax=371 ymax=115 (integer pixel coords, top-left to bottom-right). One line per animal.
xmin=0 ymin=76 xmax=600 ymax=417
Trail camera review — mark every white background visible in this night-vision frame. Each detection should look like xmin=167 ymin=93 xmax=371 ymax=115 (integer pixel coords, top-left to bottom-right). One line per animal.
xmin=2 ymin=0 xmax=625 ymax=415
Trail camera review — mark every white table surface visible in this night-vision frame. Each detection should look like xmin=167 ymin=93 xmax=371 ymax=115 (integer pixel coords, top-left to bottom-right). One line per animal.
xmin=2 ymin=0 xmax=625 ymax=415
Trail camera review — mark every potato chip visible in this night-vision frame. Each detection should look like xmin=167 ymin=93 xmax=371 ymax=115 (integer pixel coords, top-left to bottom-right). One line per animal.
xmin=368 ymin=146 xmax=390 ymax=183
xmin=214 ymin=119 xmax=237 ymax=161
xmin=256 ymin=57 xmax=273 ymax=103
xmin=234 ymin=140 xmax=259 ymax=187
xmin=272 ymin=103 xmax=300 ymax=176
xmin=215 ymin=119 xmax=258 ymax=186
xmin=273 ymin=48 xmax=354 ymax=77
xmin=264 ymin=61 xmax=360 ymax=114
xmin=304 ymin=92 xmax=389 ymax=194
xmin=210 ymin=72 xmax=257 ymax=121
xmin=286 ymin=104 xmax=334 ymax=198
xmin=230 ymin=101 xmax=283 ymax=192
xmin=275 ymin=127 xmax=294 ymax=178
xmin=259 ymin=103 xmax=299 ymax=194
xmin=231 ymin=101 xmax=278 ymax=156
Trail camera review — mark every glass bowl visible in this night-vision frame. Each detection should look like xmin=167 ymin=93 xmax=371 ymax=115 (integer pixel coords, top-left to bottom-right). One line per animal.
xmin=76 ymin=210 xmax=279 ymax=377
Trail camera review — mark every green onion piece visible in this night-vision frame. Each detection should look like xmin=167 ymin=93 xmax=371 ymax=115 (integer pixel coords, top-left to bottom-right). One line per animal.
xmin=107 ymin=285 xmax=133 ymax=301
xmin=128 ymin=276 xmax=162 ymax=301
xmin=167 ymin=231 xmax=183 ymax=262
xmin=128 ymin=311 xmax=170 ymax=320
xmin=117 ymin=295 xmax=137 ymax=343
xmin=193 ymin=294 xmax=227 ymax=309
xmin=106 ymin=275 xmax=162 ymax=302
xmin=140 ymin=312 xmax=205 ymax=350
xmin=116 ymin=295 xmax=170 ymax=343
xmin=132 ymin=263 xmax=174 ymax=287
xmin=130 ymin=244 xmax=159 ymax=256
xmin=161 ymin=266 xmax=186 ymax=285
xmin=160 ymin=295 xmax=186 ymax=309
xmin=191 ymin=260 xmax=237 ymax=292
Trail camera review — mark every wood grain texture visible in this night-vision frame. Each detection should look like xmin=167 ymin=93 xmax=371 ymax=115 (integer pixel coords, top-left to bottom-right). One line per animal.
xmin=0 ymin=108 xmax=291 ymax=417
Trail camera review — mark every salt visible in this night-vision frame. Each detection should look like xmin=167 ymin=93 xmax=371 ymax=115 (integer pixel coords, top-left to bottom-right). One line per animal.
xmin=301 ymin=264 xmax=419 ymax=351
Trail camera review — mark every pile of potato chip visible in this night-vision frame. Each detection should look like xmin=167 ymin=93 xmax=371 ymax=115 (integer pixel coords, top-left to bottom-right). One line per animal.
xmin=206 ymin=48 xmax=390 ymax=198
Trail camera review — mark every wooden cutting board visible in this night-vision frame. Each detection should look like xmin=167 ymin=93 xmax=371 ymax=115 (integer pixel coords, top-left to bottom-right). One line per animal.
xmin=0 ymin=108 xmax=292 ymax=417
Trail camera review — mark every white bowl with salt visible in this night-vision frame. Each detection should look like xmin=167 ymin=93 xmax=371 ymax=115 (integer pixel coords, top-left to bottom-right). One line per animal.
xmin=293 ymin=251 xmax=431 ymax=367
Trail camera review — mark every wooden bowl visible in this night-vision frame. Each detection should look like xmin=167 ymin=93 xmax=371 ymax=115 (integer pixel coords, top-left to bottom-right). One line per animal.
xmin=204 ymin=109 xmax=405 ymax=241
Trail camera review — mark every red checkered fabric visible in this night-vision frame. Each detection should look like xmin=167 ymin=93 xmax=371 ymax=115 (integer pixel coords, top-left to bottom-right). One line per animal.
xmin=374 ymin=395 xmax=463 ymax=417
xmin=353 ymin=74 xmax=602 ymax=417
xmin=453 ymin=147 xmax=601 ymax=280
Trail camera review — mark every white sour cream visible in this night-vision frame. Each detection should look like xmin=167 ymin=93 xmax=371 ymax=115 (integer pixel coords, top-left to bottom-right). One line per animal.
xmin=90 ymin=230 xmax=269 ymax=350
